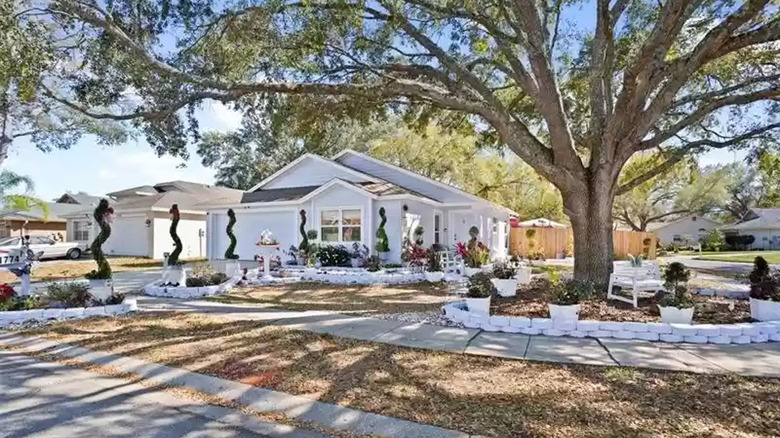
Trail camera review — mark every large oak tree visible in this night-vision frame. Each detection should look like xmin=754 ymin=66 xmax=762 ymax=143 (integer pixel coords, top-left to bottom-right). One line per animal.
xmin=31 ymin=0 xmax=780 ymax=283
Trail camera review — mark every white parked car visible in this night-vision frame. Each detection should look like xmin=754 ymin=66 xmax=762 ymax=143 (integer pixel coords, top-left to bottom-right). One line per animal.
xmin=0 ymin=236 xmax=86 ymax=262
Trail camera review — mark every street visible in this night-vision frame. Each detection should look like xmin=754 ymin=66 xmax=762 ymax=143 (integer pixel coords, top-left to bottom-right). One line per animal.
xmin=0 ymin=350 xmax=326 ymax=438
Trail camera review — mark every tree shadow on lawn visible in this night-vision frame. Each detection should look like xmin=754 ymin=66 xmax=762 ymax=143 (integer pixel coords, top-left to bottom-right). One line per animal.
xmin=211 ymin=282 xmax=452 ymax=314
xmin=32 ymin=314 xmax=779 ymax=438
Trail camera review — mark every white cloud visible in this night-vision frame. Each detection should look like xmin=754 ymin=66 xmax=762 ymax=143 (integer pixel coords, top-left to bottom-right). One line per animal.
xmin=196 ymin=101 xmax=243 ymax=132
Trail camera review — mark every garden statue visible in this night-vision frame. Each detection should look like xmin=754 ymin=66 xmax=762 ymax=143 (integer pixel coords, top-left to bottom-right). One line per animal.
xmin=224 ymin=209 xmax=241 ymax=277
xmin=255 ymin=229 xmax=280 ymax=280
xmin=162 ymin=204 xmax=186 ymax=286
xmin=85 ymin=199 xmax=115 ymax=300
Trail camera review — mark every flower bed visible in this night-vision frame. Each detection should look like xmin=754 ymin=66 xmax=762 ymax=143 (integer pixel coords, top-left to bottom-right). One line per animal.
xmin=0 ymin=299 xmax=137 ymax=327
xmin=443 ymin=301 xmax=780 ymax=344
xmin=143 ymin=277 xmax=239 ymax=298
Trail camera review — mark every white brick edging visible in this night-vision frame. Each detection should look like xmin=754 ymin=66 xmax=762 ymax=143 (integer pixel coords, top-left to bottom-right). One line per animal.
xmin=0 ymin=299 xmax=137 ymax=327
xmin=442 ymin=302 xmax=780 ymax=345
xmin=143 ymin=277 xmax=240 ymax=299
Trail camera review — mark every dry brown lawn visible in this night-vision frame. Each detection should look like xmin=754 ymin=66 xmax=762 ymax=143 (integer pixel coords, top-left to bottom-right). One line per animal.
xmin=21 ymin=313 xmax=780 ymax=438
xmin=0 ymin=256 xmax=205 ymax=284
xmin=210 ymin=282 xmax=452 ymax=314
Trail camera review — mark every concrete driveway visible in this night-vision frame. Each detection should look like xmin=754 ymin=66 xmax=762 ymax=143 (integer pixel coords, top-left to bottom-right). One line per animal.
xmin=659 ymin=255 xmax=776 ymax=275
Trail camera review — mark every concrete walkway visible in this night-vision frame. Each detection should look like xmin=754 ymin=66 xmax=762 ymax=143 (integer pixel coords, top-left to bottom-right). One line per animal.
xmin=0 ymin=350 xmax=327 ymax=438
xmin=137 ymin=296 xmax=780 ymax=377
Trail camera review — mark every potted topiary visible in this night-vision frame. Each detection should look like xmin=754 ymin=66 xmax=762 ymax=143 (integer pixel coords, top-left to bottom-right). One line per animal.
xmin=424 ymin=245 xmax=444 ymax=282
xmin=224 ymin=209 xmax=241 ymax=277
xmin=548 ymin=279 xmax=592 ymax=322
xmin=297 ymin=210 xmax=309 ymax=265
xmin=84 ymin=199 xmax=115 ymax=301
xmin=749 ymin=256 xmax=780 ymax=321
xmin=658 ymin=262 xmax=694 ymax=324
xmin=162 ymin=204 xmax=187 ymax=286
xmin=491 ymin=262 xmax=518 ymax=297
xmin=465 ymin=272 xmax=494 ymax=315
xmin=375 ymin=207 xmax=391 ymax=262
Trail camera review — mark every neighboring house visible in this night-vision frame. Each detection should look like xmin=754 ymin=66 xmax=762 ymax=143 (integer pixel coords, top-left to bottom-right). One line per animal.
xmin=0 ymin=192 xmax=102 ymax=240
xmin=64 ymin=181 xmax=243 ymax=260
xmin=647 ymin=215 xmax=722 ymax=245
xmin=723 ymin=208 xmax=780 ymax=250
xmin=202 ymin=150 xmax=516 ymax=263
xmin=517 ymin=218 xmax=568 ymax=229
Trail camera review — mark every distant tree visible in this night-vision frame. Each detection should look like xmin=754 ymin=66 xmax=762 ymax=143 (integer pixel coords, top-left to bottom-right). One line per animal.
xmin=0 ymin=170 xmax=48 ymax=216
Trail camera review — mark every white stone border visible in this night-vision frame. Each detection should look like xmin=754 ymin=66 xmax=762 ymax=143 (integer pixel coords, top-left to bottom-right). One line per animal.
xmin=143 ymin=277 xmax=240 ymax=299
xmin=272 ymin=267 xmax=460 ymax=285
xmin=0 ymin=299 xmax=138 ymax=327
xmin=442 ymin=302 xmax=780 ymax=344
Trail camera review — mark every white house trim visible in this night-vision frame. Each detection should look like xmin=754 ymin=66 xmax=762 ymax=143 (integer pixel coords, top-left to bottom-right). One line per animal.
xmin=248 ymin=154 xmax=381 ymax=192
xmin=332 ymin=149 xmax=516 ymax=215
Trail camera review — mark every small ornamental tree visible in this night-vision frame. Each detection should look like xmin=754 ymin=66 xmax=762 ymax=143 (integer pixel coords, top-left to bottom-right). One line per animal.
xmin=224 ymin=208 xmax=239 ymax=260
xmin=168 ymin=204 xmax=182 ymax=265
xmin=299 ymin=210 xmax=308 ymax=252
xmin=375 ymin=207 xmax=390 ymax=253
xmin=85 ymin=199 xmax=113 ymax=280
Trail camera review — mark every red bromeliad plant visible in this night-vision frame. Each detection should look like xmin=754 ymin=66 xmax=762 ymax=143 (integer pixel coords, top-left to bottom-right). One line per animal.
xmin=402 ymin=244 xmax=428 ymax=268
xmin=457 ymin=241 xmax=490 ymax=268
xmin=0 ymin=284 xmax=15 ymax=301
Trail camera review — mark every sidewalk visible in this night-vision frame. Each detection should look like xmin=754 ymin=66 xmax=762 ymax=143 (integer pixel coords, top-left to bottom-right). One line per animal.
xmin=136 ymin=296 xmax=780 ymax=377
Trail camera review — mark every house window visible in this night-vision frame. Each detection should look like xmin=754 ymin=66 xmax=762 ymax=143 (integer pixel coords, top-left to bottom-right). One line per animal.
xmin=73 ymin=221 xmax=90 ymax=241
xmin=673 ymin=234 xmax=682 ymax=242
xmin=320 ymin=208 xmax=362 ymax=243
xmin=434 ymin=214 xmax=441 ymax=245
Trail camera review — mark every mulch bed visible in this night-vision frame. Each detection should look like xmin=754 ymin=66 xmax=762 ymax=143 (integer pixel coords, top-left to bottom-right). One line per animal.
xmin=492 ymin=281 xmax=753 ymax=324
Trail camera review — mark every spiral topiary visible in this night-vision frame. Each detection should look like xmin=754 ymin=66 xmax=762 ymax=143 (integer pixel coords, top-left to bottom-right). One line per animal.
xmin=224 ymin=209 xmax=239 ymax=259
xmin=85 ymin=199 xmax=113 ymax=280
xmin=375 ymin=207 xmax=390 ymax=252
xmin=299 ymin=210 xmax=308 ymax=251
xmin=168 ymin=204 xmax=183 ymax=266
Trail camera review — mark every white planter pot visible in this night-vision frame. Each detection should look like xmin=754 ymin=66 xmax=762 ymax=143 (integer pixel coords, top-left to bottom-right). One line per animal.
xmin=491 ymin=278 xmax=518 ymax=297
xmin=481 ymin=264 xmax=493 ymax=272
xmin=297 ymin=256 xmax=308 ymax=266
xmin=424 ymin=271 xmax=444 ymax=283
xmin=351 ymin=258 xmax=362 ymax=268
xmin=515 ymin=267 xmax=532 ymax=285
xmin=164 ymin=265 xmax=187 ymax=286
xmin=658 ymin=305 xmax=694 ymax=324
xmin=88 ymin=279 xmax=113 ymax=302
xmin=378 ymin=252 xmax=390 ymax=263
xmin=548 ymin=303 xmax=580 ymax=321
xmin=224 ymin=260 xmax=242 ymax=278
xmin=464 ymin=267 xmax=481 ymax=277
xmin=465 ymin=296 xmax=491 ymax=315
xmin=750 ymin=297 xmax=780 ymax=322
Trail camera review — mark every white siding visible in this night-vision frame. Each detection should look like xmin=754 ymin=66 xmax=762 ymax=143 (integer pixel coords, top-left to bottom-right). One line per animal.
xmin=105 ymin=215 xmax=149 ymax=257
xmin=311 ymin=185 xmax=372 ymax=248
xmin=152 ymin=218 xmax=205 ymax=260
xmin=654 ymin=217 xmax=721 ymax=245
xmin=741 ymin=230 xmax=780 ymax=250
xmin=264 ymin=156 xmax=373 ymax=189
xmin=336 ymin=153 xmax=475 ymax=203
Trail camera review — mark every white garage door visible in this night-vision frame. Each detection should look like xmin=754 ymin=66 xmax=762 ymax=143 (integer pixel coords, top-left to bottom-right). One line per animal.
xmin=105 ymin=216 xmax=149 ymax=257
xmin=214 ymin=211 xmax=296 ymax=260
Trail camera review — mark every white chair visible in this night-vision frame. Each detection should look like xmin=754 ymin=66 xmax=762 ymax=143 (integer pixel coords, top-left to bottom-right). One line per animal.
xmin=607 ymin=261 xmax=665 ymax=308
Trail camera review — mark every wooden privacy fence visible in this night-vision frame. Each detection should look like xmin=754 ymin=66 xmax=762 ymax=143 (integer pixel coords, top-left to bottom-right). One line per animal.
xmin=509 ymin=227 xmax=657 ymax=260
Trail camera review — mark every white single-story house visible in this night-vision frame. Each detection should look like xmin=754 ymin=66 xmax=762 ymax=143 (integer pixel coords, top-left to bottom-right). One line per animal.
xmin=723 ymin=208 xmax=780 ymax=250
xmin=647 ymin=215 xmax=722 ymax=245
xmin=202 ymin=150 xmax=516 ymax=264
xmin=64 ymin=181 xmax=242 ymax=260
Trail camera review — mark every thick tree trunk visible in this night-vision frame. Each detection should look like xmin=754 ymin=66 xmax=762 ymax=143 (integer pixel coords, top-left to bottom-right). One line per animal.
xmin=563 ymin=176 xmax=615 ymax=285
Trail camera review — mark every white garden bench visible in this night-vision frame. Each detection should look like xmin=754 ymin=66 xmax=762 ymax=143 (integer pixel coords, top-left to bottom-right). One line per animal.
xmin=607 ymin=261 xmax=665 ymax=308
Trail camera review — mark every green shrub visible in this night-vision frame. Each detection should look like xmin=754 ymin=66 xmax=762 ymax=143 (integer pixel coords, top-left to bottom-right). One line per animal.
xmin=318 ymin=245 xmax=351 ymax=267
xmin=659 ymin=285 xmax=694 ymax=308
xmin=427 ymin=246 xmax=443 ymax=272
xmin=660 ymin=262 xmax=694 ymax=308
xmin=375 ymin=207 xmax=390 ymax=253
xmin=466 ymin=272 xmax=495 ymax=298
xmin=749 ymin=256 xmax=780 ymax=301
xmin=492 ymin=262 xmax=516 ymax=279
xmin=185 ymin=263 xmax=230 ymax=287
xmin=46 ymin=282 xmax=94 ymax=307
xmin=550 ymin=280 xmax=594 ymax=305
xmin=366 ymin=255 xmax=382 ymax=272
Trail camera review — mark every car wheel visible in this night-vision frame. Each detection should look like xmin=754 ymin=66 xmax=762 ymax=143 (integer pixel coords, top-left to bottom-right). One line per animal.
xmin=67 ymin=248 xmax=82 ymax=260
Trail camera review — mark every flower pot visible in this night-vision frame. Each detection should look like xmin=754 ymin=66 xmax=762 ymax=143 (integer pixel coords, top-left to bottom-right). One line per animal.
xmin=425 ymin=271 xmax=444 ymax=283
xmin=750 ymin=297 xmax=780 ymax=322
xmin=297 ymin=256 xmax=308 ymax=266
xmin=658 ymin=305 xmax=694 ymax=324
xmin=88 ymin=279 xmax=113 ymax=302
xmin=378 ymin=251 xmax=390 ymax=263
xmin=464 ymin=267 xmax=481 ymax=277
xmin=465 ymin=296 xmax=491 ymax=315
xmin=548 ymin=303 xmax=580 ymax=322
xmin=515 ymin=267 xmax=532 ymax=284
xmin=351 ymin=258 xmax=362 ymax=268
xmin=481 ymin=264 xmax=493 ymax=272
xmin=224 ymin=260 xmax=241 ymax=278
xmin=491 ymin=278 xmax=518 ymax=297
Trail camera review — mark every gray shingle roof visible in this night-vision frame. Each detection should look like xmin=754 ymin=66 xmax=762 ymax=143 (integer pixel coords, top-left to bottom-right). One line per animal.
xmin=728 ymin=208 xmax=780 ymax=230
xmin=0 ymin=203 xmax=85 ymax=222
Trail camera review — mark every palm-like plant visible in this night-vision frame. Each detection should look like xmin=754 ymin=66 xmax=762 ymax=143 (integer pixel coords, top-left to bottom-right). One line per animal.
xmin=0 ymin=170 xmax=49 ymax=218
